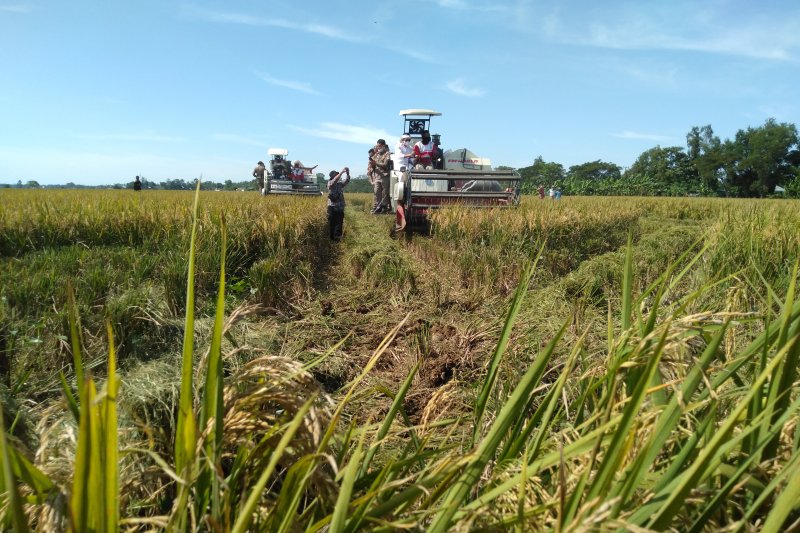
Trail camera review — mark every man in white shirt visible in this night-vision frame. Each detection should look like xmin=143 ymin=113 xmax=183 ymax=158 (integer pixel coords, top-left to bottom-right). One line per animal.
xmin=393 ymin=134 xmax=415 ymax=171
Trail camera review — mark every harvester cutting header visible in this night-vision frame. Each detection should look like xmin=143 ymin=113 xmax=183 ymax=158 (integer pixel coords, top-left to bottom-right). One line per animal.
xmin=390 ymin=109 xmax=521 ymax=234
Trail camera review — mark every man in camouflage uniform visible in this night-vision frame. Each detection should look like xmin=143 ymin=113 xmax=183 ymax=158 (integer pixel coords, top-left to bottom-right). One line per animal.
xmin=370 ymin=139 xmax=391 ymax=214
xmin=253 ymin=161 xmax=266 ymax=195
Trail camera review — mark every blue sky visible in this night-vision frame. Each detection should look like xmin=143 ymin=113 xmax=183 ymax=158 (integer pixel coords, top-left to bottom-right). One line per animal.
xmin=1 ymin=1 xmax=799 ymax=185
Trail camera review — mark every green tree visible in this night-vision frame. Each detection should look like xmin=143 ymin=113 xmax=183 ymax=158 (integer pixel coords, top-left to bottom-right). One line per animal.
xmin=346 ymin=177 xmax=373 ymax=193
xmin=731 ymin=118 xmax=799 ymax=196
xmin=686 ymin=125 xmax=723 ymax=194
xmin=566 ymin=160 xmax=621 ymax=181
xmin=784 ymin=170 xmax=800 ymax=198
xmin=625 ymin=146 xmax=698 ymax=195
xmin=517 ymin=156 xmax=565 ymax=194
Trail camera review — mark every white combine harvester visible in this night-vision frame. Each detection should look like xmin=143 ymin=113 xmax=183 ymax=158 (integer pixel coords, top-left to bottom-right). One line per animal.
xmin=264 ymin=148 xmax=322 ymax=196
xmin=389 ymin=109 xmax=520 ymax=234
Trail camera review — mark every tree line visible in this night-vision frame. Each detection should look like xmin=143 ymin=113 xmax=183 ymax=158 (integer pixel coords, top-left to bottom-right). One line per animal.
xmin=6 ymin=118 xmax=798 ymax=198
xmin=3 ymin=174 xmax=377 ymax=193
xmin=517 ymin=118 xmax=800 ymax=198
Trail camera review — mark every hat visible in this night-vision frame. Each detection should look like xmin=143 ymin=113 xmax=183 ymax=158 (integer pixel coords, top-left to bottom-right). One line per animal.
xmin=327 ymin=170 xmax=338 ymax=180
xmin=293 ymin=160 xmax=301 ymax=166
xmin=257 ymin=161 xmax=264 ymax=165
xmin=376 ymin=139 xmax=386 ymax=145
xmin=400 ymin=134 xmax=411 ymax=140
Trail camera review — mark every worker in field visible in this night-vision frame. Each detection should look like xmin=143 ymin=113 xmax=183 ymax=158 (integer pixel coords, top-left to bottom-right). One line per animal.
xmin=326 ymin=166 xmax=351 ymax=241
xmin=133 ymin=175 xmax=142 ymax=191
xmin=253 ymin=161 xmax=266 ymax=195
xmin=367 ymin=148 xmax=376 ymax=183
xmin=393 ymin=134 xmax=414 ymax=171
xmin=537 ymin=185 xmax=545 ymax=199
xmin=370 ymin=139 xmax=391 ymax=214
xmin=413 ymin=130 xmax=434 ymax=170
xmin=291 ymin=160 xmax=305 ymax=189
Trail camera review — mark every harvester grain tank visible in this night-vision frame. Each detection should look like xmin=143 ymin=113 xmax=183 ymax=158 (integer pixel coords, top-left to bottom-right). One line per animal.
xmin=390 ymin=109 xmax=521 ymax=234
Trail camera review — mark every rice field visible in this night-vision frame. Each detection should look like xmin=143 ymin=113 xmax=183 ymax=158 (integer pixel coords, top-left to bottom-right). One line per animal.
xmin=1 ymin=187 xmax=800 ymax=531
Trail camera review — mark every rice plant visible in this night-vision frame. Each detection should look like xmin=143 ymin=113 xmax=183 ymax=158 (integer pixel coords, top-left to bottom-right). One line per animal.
xmin=2 ymin=188 xmax=800 ymax=530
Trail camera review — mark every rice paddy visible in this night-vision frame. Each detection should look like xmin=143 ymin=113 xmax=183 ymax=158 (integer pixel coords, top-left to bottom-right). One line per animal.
xmin=1 ymin=187 xmax=800 ymax=531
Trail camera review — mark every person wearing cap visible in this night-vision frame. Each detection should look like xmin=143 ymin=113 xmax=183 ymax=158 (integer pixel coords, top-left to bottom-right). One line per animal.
xmin=253 ymin=160 xmax=267 ymax=195
xmin=326 ymin=166 xmax=351 ymax=241
xmin=393 ymin=134 xmax=415 ymax=173
xmin=413 ymin=130 xmax=435 ymax=170
xmin=370 ymin=139 xmax=392 ymax=214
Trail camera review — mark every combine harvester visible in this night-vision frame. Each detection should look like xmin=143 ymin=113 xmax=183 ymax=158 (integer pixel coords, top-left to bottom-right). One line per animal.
xmin=390 ymin=109 xmax=520 ymax=235
xmin=264 ymin=148 xmax=322 ymax=196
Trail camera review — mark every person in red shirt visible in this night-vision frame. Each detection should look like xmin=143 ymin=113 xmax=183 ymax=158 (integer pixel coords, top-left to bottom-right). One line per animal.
xmin=413 ymin=130 xmax=434 ymax=170
xmin=290 ymin=160 xmax=306 ymax=189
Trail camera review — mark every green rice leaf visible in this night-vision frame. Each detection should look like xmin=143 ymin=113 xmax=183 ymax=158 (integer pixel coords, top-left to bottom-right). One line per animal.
xmin=0 ymin=407 xmax=30 ymax=532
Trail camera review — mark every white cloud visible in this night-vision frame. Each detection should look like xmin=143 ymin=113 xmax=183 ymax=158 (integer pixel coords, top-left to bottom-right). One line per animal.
xmin=445 ymin=78 xmax=486 ymax=97
xmin=0 ymin=145 xmax=248 ymax=184
xmin=383 ymin=45 xmax=440 ymax=64
xmin=186 ymin=5 xmax=364 ymax=43
xmin=290 ymin=122 xmax=394 ymax=145
xmin=211 ymin=133 xmax=266 ymax=147
xmin=75 ymin=133 xmax=186 ymax=143
xmin=538 ymin=5 xmax=800 ymax=61
xmin=433 ymin=0 xmax=506 ymax=12
xmin=612 ymin=62 xmax=679 ymax=87
xmin=255 ymin=71 xmax=320 ymax=95
xmin=613 ymin=131 xmax=673 ymax=142
xmin=0 ymin=4 xmax=34 ymax=13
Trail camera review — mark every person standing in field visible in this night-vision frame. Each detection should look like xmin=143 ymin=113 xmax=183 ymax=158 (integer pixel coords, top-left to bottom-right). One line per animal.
xmin=370 ymin=139 xmax=391 ymax=214
xmin=367 ymin=148 xmax=378 ymax=212
xmin=537 ymin=185 xmax=545 ymax=199
xmin=253 ymin=161 xmax=266 ymax=195
xmin=327 ymin=167 xmax=351 ymax=241
xmin=133 ymin=176 xmax=142 ymax=191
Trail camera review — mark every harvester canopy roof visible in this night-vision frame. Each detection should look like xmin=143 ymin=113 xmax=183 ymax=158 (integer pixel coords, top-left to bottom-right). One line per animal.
xmin=268 ymin=148 xmax=289 ymax=156
xmin=399 ymin=109 xmax=441 ymax=117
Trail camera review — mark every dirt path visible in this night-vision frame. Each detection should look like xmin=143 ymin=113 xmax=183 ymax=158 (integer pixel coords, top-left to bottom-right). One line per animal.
xmin=269 ymin=205 xmax=501 ymax=422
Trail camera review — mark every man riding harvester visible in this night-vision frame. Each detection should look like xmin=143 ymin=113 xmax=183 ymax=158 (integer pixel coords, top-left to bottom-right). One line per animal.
xmin=389 ymin=109 xmax=521 ymax=235
xmin=264 ymin=148 xmax=322 ymax=195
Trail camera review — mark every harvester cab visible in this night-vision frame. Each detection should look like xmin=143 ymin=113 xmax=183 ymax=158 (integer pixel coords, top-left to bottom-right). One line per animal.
xmin=265 ymin=148 xmax=322 ymax=196
xmin=390 ymin=109 xmax=521 ymax=234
